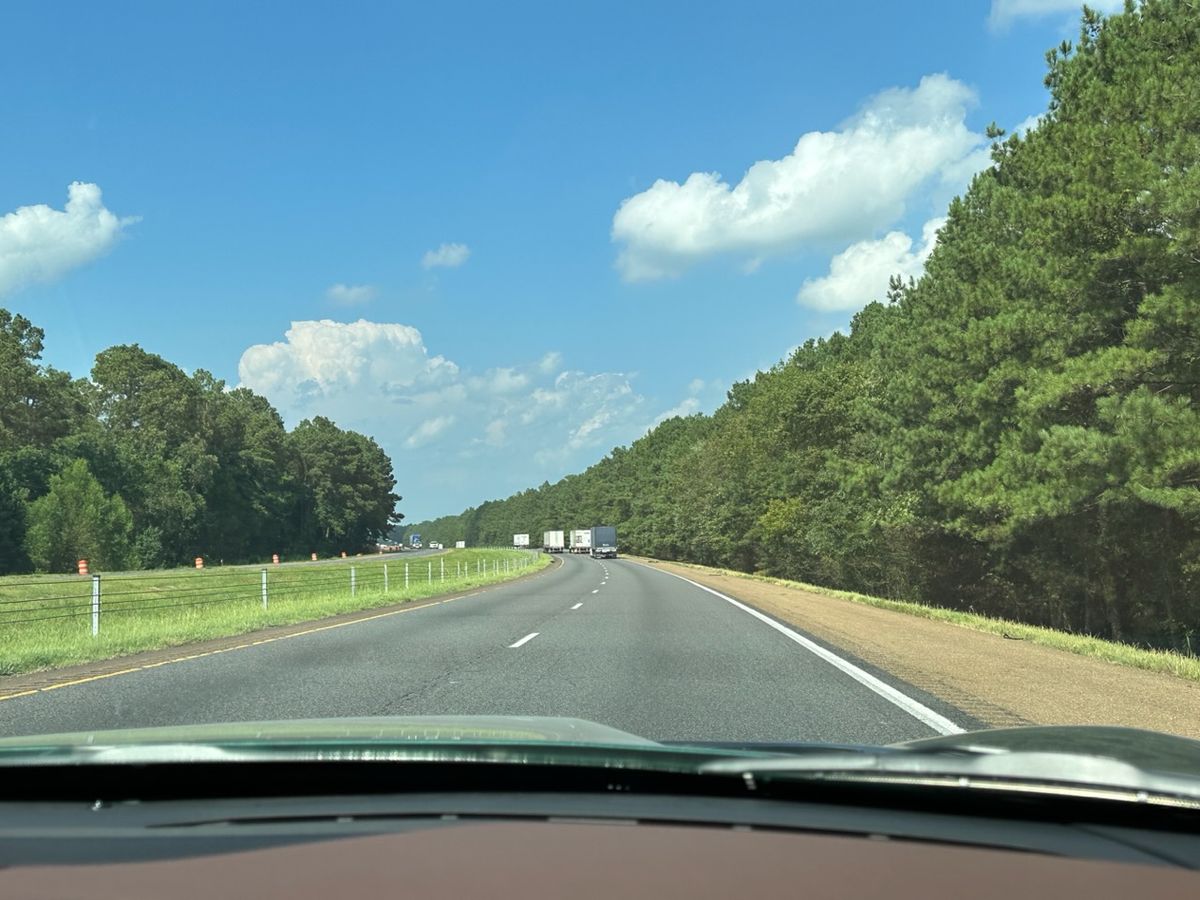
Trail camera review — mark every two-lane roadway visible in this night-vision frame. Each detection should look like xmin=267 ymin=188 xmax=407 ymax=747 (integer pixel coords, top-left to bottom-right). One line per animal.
xmin=0 ymin=554 xmax=969 ymax=744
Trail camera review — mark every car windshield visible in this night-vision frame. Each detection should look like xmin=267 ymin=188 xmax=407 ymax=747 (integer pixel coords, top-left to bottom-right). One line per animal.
xmin=0 ymin=0 xmax=1198 ymax=787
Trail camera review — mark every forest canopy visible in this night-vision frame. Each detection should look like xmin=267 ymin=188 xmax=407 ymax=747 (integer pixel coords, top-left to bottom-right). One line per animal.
xmin=408 ymin=2 xmax=1200 ymax=651
xmin=0 ymin=315 xmax=400 ymax=573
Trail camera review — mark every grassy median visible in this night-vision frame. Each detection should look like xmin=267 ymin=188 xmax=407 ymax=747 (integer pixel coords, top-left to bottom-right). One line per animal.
xmin=0 ymin=549 xmax=550 ymax=676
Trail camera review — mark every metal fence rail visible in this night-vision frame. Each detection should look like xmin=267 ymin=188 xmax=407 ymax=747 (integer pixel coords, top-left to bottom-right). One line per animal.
xmin=0 ymin=550 xmax=539 ymax=636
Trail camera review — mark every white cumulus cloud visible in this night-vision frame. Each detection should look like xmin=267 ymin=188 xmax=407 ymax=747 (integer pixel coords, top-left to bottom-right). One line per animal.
xmin=484 ymin=418 xmax=508 ymax=447
xmin=405 ymin=415 xmax=456 ymax=449
xmin=421 ymin=242 xmax=471 ymax=269
xmin=611 ymin=74 xmax=983 ymax=280
xmin=326 ymin=283 xmax=378 ymax=305
xmin=480 ymin=368 xmax=529 ymax=394
xmin=988 ymin=0 xmax=1123 ymax=29
xmin=238 ymin=321 xmax=661 ymax=520
xmin=0 ymin=182 xmax=137 ymax=297
xmin=237 ymin=319 xmax=459 ymax=413
xmin=797 ymin=217 xmax=944 ymax=311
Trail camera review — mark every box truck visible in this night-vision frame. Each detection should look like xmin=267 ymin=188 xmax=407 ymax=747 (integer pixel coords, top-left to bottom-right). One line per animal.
xmin=542 ymin=530 xmax=565 ymax=552
xmin=569 ymin=529 xmax=591 ymax=554
xmin=589 ymin=526 xmax=617 ymax=559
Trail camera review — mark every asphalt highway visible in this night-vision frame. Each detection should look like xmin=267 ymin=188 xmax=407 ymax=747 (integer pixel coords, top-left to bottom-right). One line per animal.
xmin=0 ymin=554 xmax=969 ymax=744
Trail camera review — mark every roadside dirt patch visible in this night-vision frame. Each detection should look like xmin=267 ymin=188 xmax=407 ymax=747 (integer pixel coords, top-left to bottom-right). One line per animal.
xmin=642 ymin=559 xmax=1200 ymax=740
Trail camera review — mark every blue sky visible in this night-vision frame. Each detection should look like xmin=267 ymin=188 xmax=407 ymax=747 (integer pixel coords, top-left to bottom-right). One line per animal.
xmin=0 ymin=0 xmax=1121 ymax=521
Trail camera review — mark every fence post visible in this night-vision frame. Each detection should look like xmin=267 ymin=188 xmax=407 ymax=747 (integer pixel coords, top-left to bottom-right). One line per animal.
xmin=405 ymin=562 xmax=409 ymax=589
xmin=457 ymin=561 xmax=461 ymax=578
xmin=261 ymin=568 xmax=268 ymax=610
xmin=384 ymin=563 xmax=389 ymax=593
xmin=351 ymin=566 xmax=357 ymax=597
xmin=440 ymin=558 xmax=444 ymax=582
xmin=428 ymin=561 xmax=432 ymax=583
xmin=91 ymin=574 xmax=100 ymax=637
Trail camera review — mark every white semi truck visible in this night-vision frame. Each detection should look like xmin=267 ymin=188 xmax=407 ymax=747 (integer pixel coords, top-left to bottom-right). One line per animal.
xmin=569 ymin=529 xmax=591 ymax=554
xmin=542 ymin=530 xmax=565 ymax=552
xmin=513 ymin=533 xmax=531 ymax=550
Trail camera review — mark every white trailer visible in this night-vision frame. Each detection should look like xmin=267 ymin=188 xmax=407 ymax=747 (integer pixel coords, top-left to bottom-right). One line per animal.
xmin=569 ymin=529 xmax=592 ymax=554
xmin=513 ymin=533 xmax=530 ymax=549
xmin=455 ymin=540 xmax=466 ymax=549
xmin=542 ymin=530 xmax=565 ymax=552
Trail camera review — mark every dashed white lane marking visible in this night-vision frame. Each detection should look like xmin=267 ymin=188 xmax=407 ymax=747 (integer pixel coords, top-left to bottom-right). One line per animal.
xmin=639 ymin=565 xmax=964 ymax=736
xmin=508 ymin=632 xmax=540 ymax=648
xmin=591 ymin=589 xmax=600 ymax=594
xmin=571 ymin=603 xmax=583 ymax=610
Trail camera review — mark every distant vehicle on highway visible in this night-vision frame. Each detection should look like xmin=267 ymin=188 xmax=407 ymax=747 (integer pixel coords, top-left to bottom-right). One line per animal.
xmin=543 ymin=530 xmax=565 ymax=552
xmin=409 ymin=533 xmax=422 ymax=550
xmin=590 ymin=526 xmax=617 ymax=559
xmin=428 ymin=542 xmax=443 ymax=550
xmin=569 ymin=529 xmax=591 ymax=554
xmin=513 ymin=533 xmax=530 ymax=550
xmin=455 ymin=540 xmax=466 ymax=549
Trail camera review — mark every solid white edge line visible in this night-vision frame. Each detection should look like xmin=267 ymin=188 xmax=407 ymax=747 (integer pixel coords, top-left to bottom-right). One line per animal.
xmin=643 ymin=565 xmax=964 ymax=736
xmin=508 ymin=632 xmax=540 ymax=648
xmin=571 ymin=602 xmax=583 ymax=610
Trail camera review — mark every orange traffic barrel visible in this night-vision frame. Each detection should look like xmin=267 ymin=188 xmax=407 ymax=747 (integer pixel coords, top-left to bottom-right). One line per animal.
xmin=194 ymin=556 xmax=204 ymax=569
xmin=77 ymin=559 xmax=89 ymax=576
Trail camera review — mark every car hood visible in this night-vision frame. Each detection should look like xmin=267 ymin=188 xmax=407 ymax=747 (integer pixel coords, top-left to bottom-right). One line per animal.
xmin=2 ymin=718 xmax=1198 ymax=792
xmin=0 ymin=716 xmax=659 ymax=751
xmin=899 ymin=725 xmax=1200 ymax=780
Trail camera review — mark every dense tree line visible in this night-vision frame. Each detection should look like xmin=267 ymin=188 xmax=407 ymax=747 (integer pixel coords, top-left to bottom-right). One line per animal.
xmin=410 ymin=2 xmax=1200 ymax=651
xmin=0 ymin=315 xmax=400 ymax=573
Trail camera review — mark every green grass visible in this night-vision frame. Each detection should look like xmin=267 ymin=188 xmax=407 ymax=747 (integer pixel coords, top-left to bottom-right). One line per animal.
xmin=649 ymin=558 xmax=1200 ymax=683
xmin=0 ymin=549 xmax=550 ymax=677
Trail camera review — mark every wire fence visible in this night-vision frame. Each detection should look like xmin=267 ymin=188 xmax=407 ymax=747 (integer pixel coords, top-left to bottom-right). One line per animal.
xmin=0 ymin=550 xmax=539 ymax=636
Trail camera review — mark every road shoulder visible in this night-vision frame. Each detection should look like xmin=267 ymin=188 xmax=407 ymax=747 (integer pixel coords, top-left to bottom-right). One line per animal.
xmin=636 ymin=558 xmax=1200 ymax=740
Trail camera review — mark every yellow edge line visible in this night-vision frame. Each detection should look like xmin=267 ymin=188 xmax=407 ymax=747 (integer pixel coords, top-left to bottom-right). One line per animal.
xmin=0 ymin=570 xmax=542 ymax=703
